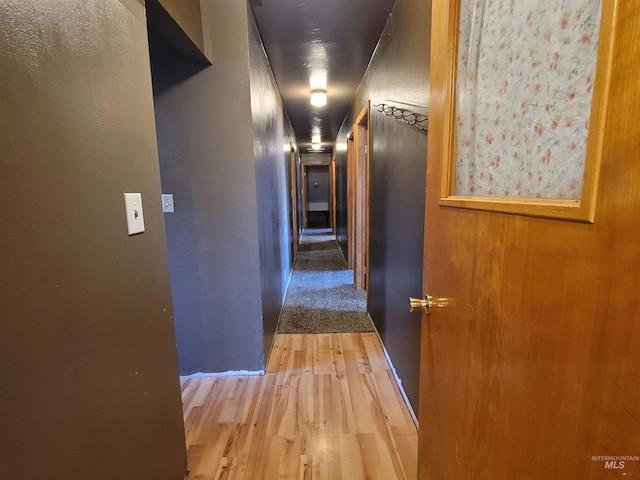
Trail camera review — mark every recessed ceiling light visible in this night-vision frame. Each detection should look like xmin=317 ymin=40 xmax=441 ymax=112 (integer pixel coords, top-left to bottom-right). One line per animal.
xmin=310 ymin=89 xmax=327 ymax=107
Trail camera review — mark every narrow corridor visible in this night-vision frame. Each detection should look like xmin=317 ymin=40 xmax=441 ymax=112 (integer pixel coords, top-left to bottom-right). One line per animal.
xmin=277 ymin=228 xmax=373 ymax=334
xmin=179 ymin=228 xmax=418 ymax=479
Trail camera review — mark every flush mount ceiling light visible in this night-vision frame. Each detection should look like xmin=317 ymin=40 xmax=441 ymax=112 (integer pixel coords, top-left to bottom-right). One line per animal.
xmin=311 ymin=142 xmax=323 ymax=150
xmin=310 ymin=89 xmax=327 ymax=107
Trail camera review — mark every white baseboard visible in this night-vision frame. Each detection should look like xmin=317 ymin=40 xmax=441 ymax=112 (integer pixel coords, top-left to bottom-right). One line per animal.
xmin=372 ymin=323 xmax=419 ymax=428
xmin=180 ymin=370 xmax=264 ymax=379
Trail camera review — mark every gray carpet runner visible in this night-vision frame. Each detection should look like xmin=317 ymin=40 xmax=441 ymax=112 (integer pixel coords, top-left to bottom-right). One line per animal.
xmin=276 ymin=228 xmax=375 ymax=334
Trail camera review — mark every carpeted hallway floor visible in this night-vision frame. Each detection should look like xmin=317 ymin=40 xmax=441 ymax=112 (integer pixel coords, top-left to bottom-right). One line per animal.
xmin=276 ymin=228 xmax=375 ymax=334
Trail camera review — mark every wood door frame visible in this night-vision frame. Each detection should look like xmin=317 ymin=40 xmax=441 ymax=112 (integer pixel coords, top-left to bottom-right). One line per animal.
xmin=302 ymin=162 xmax=332 ymax=229
xmin=354 ymin=102 xmax=370 ymax=292
xmin=289 ymin=145 xmax=299 ymax=255
xmin=330 ymin=155 xmax=337 ymax=234
xmin=301 ymin=164 xmax=308 ymax=229
xmin=347 ymin=130 xmax=356 ymax=268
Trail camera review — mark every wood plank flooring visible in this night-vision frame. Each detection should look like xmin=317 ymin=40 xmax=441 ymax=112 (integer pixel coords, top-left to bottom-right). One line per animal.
xmin=180 ymin=333 xmax=418 ymax=480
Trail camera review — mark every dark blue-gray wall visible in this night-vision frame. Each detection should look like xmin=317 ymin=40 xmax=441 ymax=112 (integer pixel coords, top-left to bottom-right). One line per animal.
xmin=248 ymin=10 xmax=296 ymax=361
xmin=335 ymin=0 xmax=432 ymax=413
xmin=149 ymin=0 xmax=294 ymax=374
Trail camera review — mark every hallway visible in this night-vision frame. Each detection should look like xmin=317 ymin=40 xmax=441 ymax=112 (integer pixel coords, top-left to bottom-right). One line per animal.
xmin=181 ymin=333 xmax=418 ymax=480
xmin=3 ymin=2 xmax=640 ymax=479
xmin=277 ymin=229 xmax=373 ymax=334
xmin=180 ymin=229 xmax=417 ymax=479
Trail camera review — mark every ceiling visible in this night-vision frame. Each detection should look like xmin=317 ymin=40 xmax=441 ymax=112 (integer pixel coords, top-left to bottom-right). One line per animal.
xmin=249 ymin=0 xmax=397 ymax=154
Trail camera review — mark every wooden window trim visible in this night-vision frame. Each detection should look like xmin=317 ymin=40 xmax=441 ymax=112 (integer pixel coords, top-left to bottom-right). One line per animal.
xmin=438 ymin=0 xmax=618 ymax=223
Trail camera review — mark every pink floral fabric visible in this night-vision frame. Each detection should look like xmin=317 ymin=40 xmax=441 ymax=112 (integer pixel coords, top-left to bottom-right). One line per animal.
xmin=455 ymin=0 xmax=602 ymax=199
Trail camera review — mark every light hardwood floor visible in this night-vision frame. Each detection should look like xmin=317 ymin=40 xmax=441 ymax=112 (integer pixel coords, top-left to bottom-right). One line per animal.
xmin=180 ymin=332 xmax=418 ymax=480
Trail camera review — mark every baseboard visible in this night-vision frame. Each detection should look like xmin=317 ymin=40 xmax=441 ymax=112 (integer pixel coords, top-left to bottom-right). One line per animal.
xmin=180 ymin=370 xmax=265 ymax=379
xmin=372 ymin=323 xmax=419 ymax=428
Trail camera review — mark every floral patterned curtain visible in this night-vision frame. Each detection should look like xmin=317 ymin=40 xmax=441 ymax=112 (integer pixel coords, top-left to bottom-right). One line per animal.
xmin=455 ymin=0 xmax=602 ymax=199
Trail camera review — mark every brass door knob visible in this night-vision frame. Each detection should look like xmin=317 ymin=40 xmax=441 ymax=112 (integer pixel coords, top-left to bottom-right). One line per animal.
xmin=409 ymin=294 xmax=433 ymax=314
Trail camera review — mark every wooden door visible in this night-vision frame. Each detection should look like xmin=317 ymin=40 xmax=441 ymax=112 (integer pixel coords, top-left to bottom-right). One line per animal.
xmin=305 ymin=163 xmax=331 ymax=229
xmin=418 ymin=2 xmax=640 ymax=479
xmin=354 ymin=103 xmax=370 ymax=291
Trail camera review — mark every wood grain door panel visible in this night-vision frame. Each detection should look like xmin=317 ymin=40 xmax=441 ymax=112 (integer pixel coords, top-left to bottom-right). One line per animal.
xmin=418 ymin=2 xmax=640 ymax=478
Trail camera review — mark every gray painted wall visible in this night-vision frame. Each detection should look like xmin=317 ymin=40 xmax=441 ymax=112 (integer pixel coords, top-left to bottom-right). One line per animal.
xmin=149 ymin=0 xmax=295 ymax=374
xmin=307 ymin=166 xmax=330 ymax=205
xmin=335 ymin=0 xmax=432 ymax=412
xmin=0 ymin=1 xmax=187 ymax=478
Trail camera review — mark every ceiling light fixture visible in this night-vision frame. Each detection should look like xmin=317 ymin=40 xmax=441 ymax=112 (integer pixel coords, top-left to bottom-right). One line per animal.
xmin=310 ymin=89 xmax=327 ymax=107
xmin=311 ymin=143 xmax=323 ymax=150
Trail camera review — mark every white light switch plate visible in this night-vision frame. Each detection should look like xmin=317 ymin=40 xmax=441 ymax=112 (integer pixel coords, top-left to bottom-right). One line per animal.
xmin=124 ymin=193 xmax=145 ymax=235
xmin=162 ymin=194 xmax=174 ymax=213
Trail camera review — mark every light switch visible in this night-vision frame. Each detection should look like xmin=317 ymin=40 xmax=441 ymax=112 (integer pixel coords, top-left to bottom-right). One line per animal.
xmin=162 ymin=194 xmax=174 ymax=213
xmin=123 ymin=193 xmax=145 ymax=235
